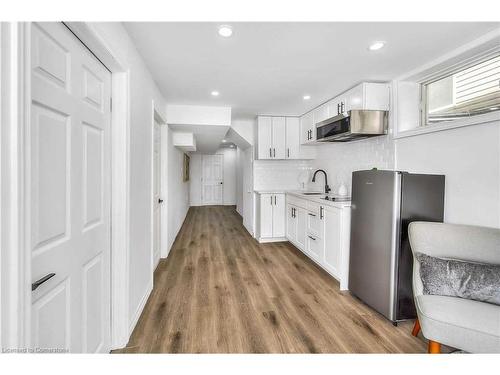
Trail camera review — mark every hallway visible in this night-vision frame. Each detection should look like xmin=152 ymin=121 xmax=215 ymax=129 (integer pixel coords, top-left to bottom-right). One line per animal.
xmin=115 ymin=206 xmax=426 ymax=353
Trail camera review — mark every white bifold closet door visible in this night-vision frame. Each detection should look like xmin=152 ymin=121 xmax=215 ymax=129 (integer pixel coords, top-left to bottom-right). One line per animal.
xmin=29 ymin=22 xmax=112 ymax=353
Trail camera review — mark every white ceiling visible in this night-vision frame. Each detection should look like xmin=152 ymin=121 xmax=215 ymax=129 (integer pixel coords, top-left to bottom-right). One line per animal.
xmin=124 ymin=22 xmax=499 ymax=120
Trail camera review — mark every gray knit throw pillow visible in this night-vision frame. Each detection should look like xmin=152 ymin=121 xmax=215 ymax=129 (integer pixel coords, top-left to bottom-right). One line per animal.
xmin=415 ymin=252 xmax=500 ymax=306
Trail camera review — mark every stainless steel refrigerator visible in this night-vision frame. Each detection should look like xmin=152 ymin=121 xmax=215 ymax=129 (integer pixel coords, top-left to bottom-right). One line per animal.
xmin=348 ymin=170 xmax=445 ymax=324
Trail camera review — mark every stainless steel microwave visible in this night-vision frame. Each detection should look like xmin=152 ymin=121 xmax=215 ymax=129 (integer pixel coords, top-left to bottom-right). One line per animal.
xmin=316 ymin=110 xmax=388 ymax=142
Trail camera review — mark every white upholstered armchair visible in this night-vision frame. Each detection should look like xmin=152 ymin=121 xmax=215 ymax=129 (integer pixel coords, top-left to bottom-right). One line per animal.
xmin=408 ymin=222 xmax=500 ymax=353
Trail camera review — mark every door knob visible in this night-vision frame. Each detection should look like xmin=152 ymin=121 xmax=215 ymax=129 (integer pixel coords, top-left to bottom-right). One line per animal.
xmin=220 ymin=182 xmax=223 ymax=184
xmin=158 ymin=198 xmax=164 ymax=204
xmin=32 ymin=273 xmax=56 ymax=291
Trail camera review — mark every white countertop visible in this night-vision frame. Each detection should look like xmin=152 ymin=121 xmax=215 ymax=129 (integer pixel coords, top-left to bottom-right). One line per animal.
xmin=254 ymin=190 xmax=351 ymax=208
xmin=287 ymin=191 xmax=351 ymax=208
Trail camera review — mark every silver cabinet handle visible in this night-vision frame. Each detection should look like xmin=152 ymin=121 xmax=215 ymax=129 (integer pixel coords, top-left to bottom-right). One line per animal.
xmin=287 ymin=148 xmax=290 ymax=158
xmin=273 ymin=148 xmax=276 ymax=157
xmin=32 ymin=273 xmax=56 ymax=291
xmin=320 ymin=206 xmax=324 ymax=219
xmin=308 ymin=213 xmax=316 ymax=217
xmin=274 ymin=195 xmax=276 ymax=205
xmin=270 ymin=196 xmax=273 ymax=205
xmin=269 ymin=148 xmax=272 ymax=157
xmin=308 ymin=235 xmax=316 ymax=241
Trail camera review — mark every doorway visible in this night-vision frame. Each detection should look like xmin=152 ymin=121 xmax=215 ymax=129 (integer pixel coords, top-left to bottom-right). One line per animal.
xmin=201 ymin=154 xmax=224 ymax=205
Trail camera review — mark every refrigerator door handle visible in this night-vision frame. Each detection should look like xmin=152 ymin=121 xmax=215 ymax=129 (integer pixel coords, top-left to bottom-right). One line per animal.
xmin=388 ymin=172 xmax=403 ymax=321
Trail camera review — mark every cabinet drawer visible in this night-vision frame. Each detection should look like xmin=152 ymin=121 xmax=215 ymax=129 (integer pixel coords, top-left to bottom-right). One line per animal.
xmin=286 ymin=194 xmax=308 ymax=210
xmin=307 ymin=210 xmax=323 ymax=239
xmin=306 ymin=201 xmax=321 ymax=216
xmin=306 ymin=234 xmax=323 ymax=260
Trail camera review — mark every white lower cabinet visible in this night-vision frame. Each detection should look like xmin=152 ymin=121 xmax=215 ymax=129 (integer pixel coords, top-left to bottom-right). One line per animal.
xmin=257 ymin=193 xmax=286 ymax=242
xmin=322 ymin=206 xmax=341 ymax=276
xmin=285 ymin=194 xmax=351 ymax=290
xmin=286 ymin=203 xmax=307 ymax=250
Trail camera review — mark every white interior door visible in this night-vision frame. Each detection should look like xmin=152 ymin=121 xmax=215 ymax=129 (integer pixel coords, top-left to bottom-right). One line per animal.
xmin=202 ymin=154 xmax=223 ymax=205
xmin=29 ymin=22 xmax=111 ymax=353
xmin=153 ymin=119 xmax=162 ymax=269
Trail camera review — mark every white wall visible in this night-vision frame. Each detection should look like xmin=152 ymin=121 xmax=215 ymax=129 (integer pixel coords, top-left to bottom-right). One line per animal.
xmin=189 ymin=153 xmax=202 ymax=206
xmin=236 ymin=147 xmax=244 ymax=215
xmin=166 ymin=128 xmax=190 ymax=251
xmin=231 ymin=119 xmax=254 ymax=146
xmin=189 ymin=148 xmax=237 ymax=206
xmin=395 ymin=122 xmax=500 ymax=228
xmin=242 ymin=147 xmax=255 ymax=235
xmin=89 ymin=23 xmax=169 ymax=331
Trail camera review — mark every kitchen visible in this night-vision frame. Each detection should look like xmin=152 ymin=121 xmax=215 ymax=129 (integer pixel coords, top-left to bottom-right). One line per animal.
xmin=1 ymin=15 xmax=499 ymax=364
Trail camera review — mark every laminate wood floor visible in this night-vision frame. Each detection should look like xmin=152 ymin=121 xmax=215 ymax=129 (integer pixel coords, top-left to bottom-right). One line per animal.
xmin=114 ymin=205 xmax=429 ymax=353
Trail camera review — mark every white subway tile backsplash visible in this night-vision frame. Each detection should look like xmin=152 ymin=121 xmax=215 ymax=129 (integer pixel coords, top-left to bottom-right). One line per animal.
xmin=253 ymin=159 xmax=314 ymax=191
xmin=252 ymin=136 xmax=395 ymax=195
xmin=309 ymin=136 xmax=395 ymax=195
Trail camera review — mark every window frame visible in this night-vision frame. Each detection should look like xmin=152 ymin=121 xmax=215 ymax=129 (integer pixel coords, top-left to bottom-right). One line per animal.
xmin=393 ymin=32 xmax=500 ymax=139
xmin=420 ymin=53 xmax=500 ymax=129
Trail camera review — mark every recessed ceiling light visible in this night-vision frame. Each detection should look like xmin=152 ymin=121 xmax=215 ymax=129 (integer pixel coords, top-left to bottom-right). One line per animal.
xmin=211 ymin=91 xmax=219 ymax=96
xmin=222 ymin=139 xmax=227 ymax=143
xmin=218 ymin=25 xmax=233 ymax=37
xmin=490 ymin=107 xmax=499 ymax=111
xmin=303 ymin=95 xmax=311 ymax=100
xmin=368 ymin=41 xmax=386 ymax=51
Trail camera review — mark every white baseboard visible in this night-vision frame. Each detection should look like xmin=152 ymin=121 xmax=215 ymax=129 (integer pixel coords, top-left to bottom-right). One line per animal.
xmin=258 ymin=237 xmax=287 ymax=243
xmin=128 ymin=279 xmax=153 ymax=336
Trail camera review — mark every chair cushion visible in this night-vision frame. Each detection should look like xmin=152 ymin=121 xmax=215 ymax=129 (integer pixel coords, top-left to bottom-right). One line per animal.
xmin=417 ymin=295 xmax=500 ymax=353
xmin=415 ymin=252 xmax=500 ymax=306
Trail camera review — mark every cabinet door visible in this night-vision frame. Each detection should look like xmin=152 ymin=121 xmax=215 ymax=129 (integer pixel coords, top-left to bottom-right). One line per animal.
xmin=257 ymin=116 xmax=273 ymax=159
xmin=300 ymin=111 xmax=313 ymax=144
xmin=286 ymin=204 xmax=297 ymax=243
xmin=328 ymin=96 xmax=347 ymax=116
xmin=345 ymin=84 xmax=364 ymax=111
xmin=285 ymin=117 xmax=300 ymax=159
xmin=259 ymin=194 xmax=274 ymax=238
xmin=323 ymin=206 xmax=341 ymax=277
xmin=296 ymin=207 xmax=307 ymax=250
xmin=271 ymin=117 xmax=286 ymax=159
xmin=272 ymin=194 xmax=286 ymax=237
xmin=313 ymin=102 xmax=329 ymax=123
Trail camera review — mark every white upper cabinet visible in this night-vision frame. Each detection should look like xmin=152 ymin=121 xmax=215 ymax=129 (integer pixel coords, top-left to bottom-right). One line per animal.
xmin=345 ymin=82 xmax=390 ymax=112
xmin=313 ymin=102 xmax=329 ymax=123
xmin=271 ymin=117 xmax=286 ymax=159
xmin=285 ymin=117 xmax=300 ymax=159
xmin=300 ymin=111 xmax=315 ymax=144
xmin=299 ymin=82 xmax=390 ymax=145
xmin=257 ymin=116 xmax=273 ymax=159
xmin=327 ymin=95 xmax=347 ymax=117
xmin=257 ymin=116 xmax=314 ymax=160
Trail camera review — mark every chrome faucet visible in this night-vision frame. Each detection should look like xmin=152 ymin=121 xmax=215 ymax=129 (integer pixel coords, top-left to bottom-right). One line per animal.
xmin=312 ymin=169 xmax=331 ymax=194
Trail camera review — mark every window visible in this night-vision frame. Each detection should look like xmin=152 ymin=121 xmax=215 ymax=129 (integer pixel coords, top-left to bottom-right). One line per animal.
xmin=422 ymin=54 xmax=500 ymax=125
